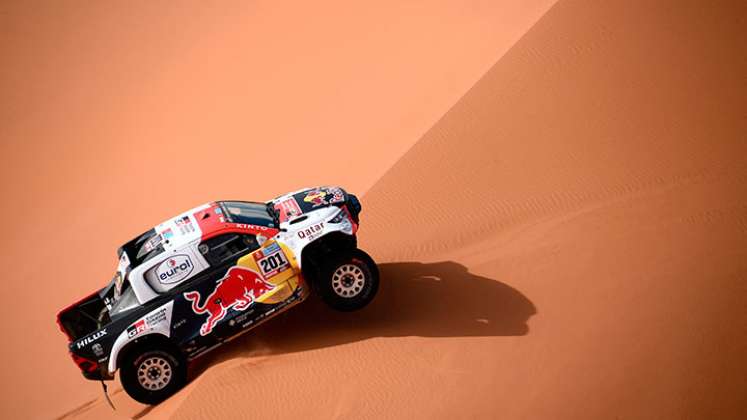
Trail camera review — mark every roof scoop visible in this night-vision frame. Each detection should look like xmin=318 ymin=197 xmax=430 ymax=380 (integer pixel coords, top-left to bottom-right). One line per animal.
xmin=289 ymin=215 xmax=308 ymax=225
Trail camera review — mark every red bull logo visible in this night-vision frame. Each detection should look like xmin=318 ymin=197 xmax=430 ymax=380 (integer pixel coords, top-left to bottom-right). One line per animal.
xmin=183 ymin=267 xmax=275 ymax=336
xmin=303 ymin=190 xmax=327 ymax=207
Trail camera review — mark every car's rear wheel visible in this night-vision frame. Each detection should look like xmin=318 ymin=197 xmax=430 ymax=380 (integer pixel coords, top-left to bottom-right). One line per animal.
xmin=317 ymin=248 xmax=379 ymax=311
xmin=120 ymin=345 xmax=186 ymax=405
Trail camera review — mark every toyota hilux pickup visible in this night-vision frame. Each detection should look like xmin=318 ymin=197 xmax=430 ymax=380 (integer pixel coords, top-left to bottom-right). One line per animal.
xmin=57 ymin=186 xmax=378 ymax=405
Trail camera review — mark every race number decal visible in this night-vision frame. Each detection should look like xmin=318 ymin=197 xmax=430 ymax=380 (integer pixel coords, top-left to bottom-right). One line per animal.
xmin=254 ymin=243 xmax=290 ymax=278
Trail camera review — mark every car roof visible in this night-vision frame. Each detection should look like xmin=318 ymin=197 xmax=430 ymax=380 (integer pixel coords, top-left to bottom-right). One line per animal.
xmin=119 ymin=201 xmax=279 ymax=268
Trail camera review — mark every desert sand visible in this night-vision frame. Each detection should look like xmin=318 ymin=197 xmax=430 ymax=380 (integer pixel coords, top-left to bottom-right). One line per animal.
xmin=1 ymin=0 xmax=746 ymax=419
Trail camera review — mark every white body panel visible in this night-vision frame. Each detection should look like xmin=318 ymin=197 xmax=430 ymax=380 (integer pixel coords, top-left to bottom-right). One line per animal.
xmin=108 ymin=301 xmax=174 ymax=373
xmin=130 ymin=243 xmax=210 ymax=304
xmin=275 ymin=206 xmax=355 ymax=267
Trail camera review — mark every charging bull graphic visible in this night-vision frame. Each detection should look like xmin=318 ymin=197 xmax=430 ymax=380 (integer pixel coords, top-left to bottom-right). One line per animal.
xmin=183 ymin=267 xmax=275 ymax=336
xmin=303 ymin=190 xmax=327 ymax=207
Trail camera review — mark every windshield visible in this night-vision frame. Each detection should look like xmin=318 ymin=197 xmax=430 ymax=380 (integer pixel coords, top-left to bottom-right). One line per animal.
xmin=220 ymin=201 xmax=276 ymax=227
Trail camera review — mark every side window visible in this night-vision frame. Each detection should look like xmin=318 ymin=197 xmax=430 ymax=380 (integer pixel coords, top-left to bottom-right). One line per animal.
xmin=199 ymin=234 xmax=259 ymax=267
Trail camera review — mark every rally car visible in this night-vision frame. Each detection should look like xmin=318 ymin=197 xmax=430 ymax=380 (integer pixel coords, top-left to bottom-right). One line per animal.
xmin=57 ymin=187 xmax=378 ymax=405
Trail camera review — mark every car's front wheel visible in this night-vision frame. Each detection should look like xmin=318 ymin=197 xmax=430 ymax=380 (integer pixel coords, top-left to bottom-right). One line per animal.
xmin=317 ymin=248 xmax=379 ymax=311
xmin=120 ymin=344 xmax=187 ymax=405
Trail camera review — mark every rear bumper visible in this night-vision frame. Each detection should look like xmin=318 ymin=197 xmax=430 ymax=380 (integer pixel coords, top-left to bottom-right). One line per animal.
xmin=70 ymin=352 xmax=114 ymax=381
xmin=82 ymin=369 xmax=105 ymax=381
xmin=82 ymin=363 xmax=115 ymax=381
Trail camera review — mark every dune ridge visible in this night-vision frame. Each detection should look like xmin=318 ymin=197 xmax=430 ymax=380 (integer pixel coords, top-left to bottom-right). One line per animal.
xmin=119 ymin=0 xmax=745 ymax=418
xmin=361 ymin=0 xmax=746 ymax=262
xmin=358 ymin=0 xmax=747 ymax=418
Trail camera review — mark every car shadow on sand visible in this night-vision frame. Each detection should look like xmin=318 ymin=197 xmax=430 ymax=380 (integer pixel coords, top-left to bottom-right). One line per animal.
xmin=189 ymin=260 xmax=536 ymax=376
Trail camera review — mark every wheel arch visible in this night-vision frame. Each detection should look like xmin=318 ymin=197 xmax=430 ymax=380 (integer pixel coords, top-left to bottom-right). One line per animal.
xmin=109 ymin=333 xmax=182 ymax=374
xmin=300 ymin=232 xmax=356 ymax=289
xmin=300 ymin=231 xmax=356 ymax=261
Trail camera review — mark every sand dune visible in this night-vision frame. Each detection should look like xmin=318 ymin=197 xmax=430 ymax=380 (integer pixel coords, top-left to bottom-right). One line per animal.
xmin=362 ymin=0 xmax=747 ymax=262
xmin=155 ymin=0 xmax=746 ymax=418
xmin=0 ymin=1 xmax=556 ymax=419
xmin=359 ymin=0 xmax=747 ymax=418
xmin=3 ymin=0 xmax=746 ymax=418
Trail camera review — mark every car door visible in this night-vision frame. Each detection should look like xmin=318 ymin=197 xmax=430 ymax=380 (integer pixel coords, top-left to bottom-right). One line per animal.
xmin=215 ymin=239 xmax=304 ymax=336
xmin=179 ymin=233 xmax=261 ymax=340
xmin=239 ymin=240 xmax=302 ymax=305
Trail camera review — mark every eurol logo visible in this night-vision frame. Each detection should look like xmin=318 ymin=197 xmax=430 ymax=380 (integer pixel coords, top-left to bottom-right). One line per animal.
xmin=156 ymin=254 xmax=194 ymax=284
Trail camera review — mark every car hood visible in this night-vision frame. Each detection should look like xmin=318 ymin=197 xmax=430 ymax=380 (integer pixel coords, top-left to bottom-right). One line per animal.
xmin=271 ymin=186 xmax=348 ymax=222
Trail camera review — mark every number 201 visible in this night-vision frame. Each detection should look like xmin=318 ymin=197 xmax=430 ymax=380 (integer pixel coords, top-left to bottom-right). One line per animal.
xmin=260 ymin=253 xmax=285 ymax=272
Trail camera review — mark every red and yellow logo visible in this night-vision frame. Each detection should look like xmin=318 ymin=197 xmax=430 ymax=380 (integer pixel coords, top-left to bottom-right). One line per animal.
xmin=303 ymin=190 xmax=327 ymax=206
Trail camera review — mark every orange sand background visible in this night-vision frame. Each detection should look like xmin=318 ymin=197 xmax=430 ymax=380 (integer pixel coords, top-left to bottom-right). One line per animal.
xmin=1 ymin=0 xmax=745 ymax=419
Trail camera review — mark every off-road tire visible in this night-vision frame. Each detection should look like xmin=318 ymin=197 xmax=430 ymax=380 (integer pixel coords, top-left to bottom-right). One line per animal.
xmin=120 ymin=345 xmax=187 ymax=405
xmin=317 ymin=248 xmax=379 ymax=311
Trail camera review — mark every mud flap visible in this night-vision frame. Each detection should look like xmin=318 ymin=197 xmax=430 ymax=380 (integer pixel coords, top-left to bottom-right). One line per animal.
xmin=101 ymin=380 xmax=116 ymax=410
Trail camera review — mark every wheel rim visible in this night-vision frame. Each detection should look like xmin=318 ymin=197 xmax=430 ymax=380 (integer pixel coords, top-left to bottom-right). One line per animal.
xmin=137 ymin=356 xmax=173 ymax=391
xmin=332 ymin=263 xmax=366 ymax=298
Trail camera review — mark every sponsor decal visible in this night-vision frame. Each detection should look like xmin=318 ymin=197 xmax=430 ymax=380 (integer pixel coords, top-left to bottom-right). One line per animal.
xmin=277 ymin=198 xmax=302 ymax=219
xmin=327 ymin=187 xmax=345 ymax=204
xmin=303 ymin=190 xmax=327 ymax=207
xmin=142 ymin=234 xmax=162 ymax=253
xmin=175 ymin=215 xmax=195 ymax=234
xmin=126 ymin=306 xmax=169 ymax=338
xmin=297 ymin=222 xmax=324 ymax=240
xmin=76 ymin=329 xmax=107 ymax=349
xmin=254 ymin=244 xmax=289 ymax=278
xmin=183 ymin=267 xmax=275 ymax=336
xmin=155 ymin=254 xmax=194 ymax=284
xmin=230 ymin=310 xmax=253 ymax=327
xmin=146 ymin=307 xmax=168 ymax=325
xmin=235 ymin=223 xmax=268 ymax=231
xmin=215 ymin=207 xmax=222 ymax=215
xmin=162 ymin=228 xmax=174 ymax=240
xmin=263 ymin=241 xmax=281 ymax=254
xmin=127 ymin=320 xmax=146 ymax=338
xmin=91 ymin=343 xmax=104 ymax=357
